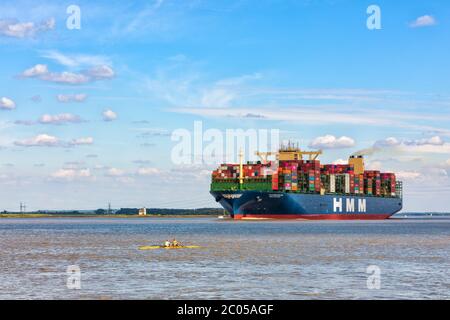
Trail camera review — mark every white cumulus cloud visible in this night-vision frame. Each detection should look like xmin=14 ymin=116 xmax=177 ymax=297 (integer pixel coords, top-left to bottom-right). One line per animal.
xmin=374 ymin=137 xmax=401 ymax=148
xmin=22 ymin=64 xmax=49 ymax=77
xmin=14 ymin=134 xmax=60 ymax=147
xmin=51 ymin=168 xmax=91 ymax=181
xmin=86 ymin=65 xmax=115 ymax=80
xmin=407 ymin=136 xmax=443 ymax=146
xmin=102 ymin=109 xmax=117 ymax=121
xmin=21 ymin=64 xmax=114 ymax=85
xmin=410 ymin=15 xmax=437 ymax=28
xmin=0 ymin=97 xmax=16 ymax=110
xmin=137 ymin=167 xmax=160 ymax=176
xmin=39 ymin=113 xmax=83 ymax=125
xmin=309 ymin=135 xmax=355 ymax=149
xmin=14 ymin=134 xmax=93 ymax=147
xmin=41 ymin=71 xmax=90 ymax=84
xmin=106 ymin=168 xmax=125 ymax=177
xmin=0 ymin=18 xmax=55 ymax=38
xmin=384 ymin=136 xmax=450 ymax=154
xmin=357 ymin=136 xmax=450 ymax=156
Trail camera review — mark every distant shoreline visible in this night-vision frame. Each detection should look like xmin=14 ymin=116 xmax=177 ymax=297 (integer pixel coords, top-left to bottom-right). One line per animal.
xmin=1 ymin=213 xmax=449 ymax=219
xmin=0 ymin=214 xmax=225 ymax=219
xmin=0 ymin=207 xmax=227 ymax=218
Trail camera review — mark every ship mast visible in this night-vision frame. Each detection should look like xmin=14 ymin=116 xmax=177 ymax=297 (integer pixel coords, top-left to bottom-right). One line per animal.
xmin=239 ymin=148 xmax=244 ymax=185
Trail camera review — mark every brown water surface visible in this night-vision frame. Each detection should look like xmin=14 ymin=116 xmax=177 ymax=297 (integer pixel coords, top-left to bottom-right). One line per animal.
xmin=0 ymin=218 xmax=449 ymax=299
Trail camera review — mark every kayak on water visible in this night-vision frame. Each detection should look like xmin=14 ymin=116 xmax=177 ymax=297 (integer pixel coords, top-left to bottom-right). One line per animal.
xmin=139 ymin=245 xmax=201 ymax=250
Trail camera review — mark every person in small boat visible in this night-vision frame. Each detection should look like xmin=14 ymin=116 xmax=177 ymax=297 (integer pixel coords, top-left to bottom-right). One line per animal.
xmin=164 ymin=240 xmax=171 ymax=247
xmin=172 ymin=239 xmax=180 ymax=247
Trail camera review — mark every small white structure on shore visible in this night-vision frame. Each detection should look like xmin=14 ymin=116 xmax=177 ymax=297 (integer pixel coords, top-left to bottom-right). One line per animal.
xmin=138 ymin=207 xmax=147 ymax=216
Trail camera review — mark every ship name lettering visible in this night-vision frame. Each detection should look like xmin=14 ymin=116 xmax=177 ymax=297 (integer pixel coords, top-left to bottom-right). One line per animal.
xmin=333 ymin=198 xmax=367 ymax=213
xmin=346 ymin=199 xmax=355 ymax=212
xmin=223 ymin=194 xmax=242 ymax=199
xmin=358 ymin=199 xmax=367 ymax=212
xmin=333 ymin=198 xmax=343 ymax=212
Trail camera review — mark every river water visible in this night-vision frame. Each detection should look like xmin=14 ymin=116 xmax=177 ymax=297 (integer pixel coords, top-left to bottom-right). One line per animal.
xmin=0 ymin=217 xmax=449 ymax=299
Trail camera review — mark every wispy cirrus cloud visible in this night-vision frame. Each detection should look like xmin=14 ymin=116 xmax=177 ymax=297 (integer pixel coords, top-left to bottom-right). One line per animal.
xmin=215 ymin=73 xmax=262 ymax=86
xmin=63 ymin=161 xmax=86 ymax=169
xmin=56 ymin=93 xmax=87 ymax=103
xmin=143 ymin=57 xmax=448 ymax=120
xmin=14 ymin=120 xmax=35 ymax=126
xmin=140 ymin=142 xmax=156 ymax=147
xmin=136 ymin=128 xmax=171 ymax=138
xmin=132 ymin=159 xmax=153 ymax=165
xmin=40 ymin=50 xmax=112 ymax=68
xmin=144 ymin=58 xmax=263 ymax=109
xmin=171 ymin=101 xmax=450 ymax=136
xmin=172 ymin=106 xmax=395 ymax=126
xmin=70 ymin=137 xmax=94 ymax=146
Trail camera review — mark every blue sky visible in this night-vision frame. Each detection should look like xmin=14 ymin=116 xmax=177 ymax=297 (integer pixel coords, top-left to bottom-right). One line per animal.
xmin=0 ymin=0 xmax=449 ymax=211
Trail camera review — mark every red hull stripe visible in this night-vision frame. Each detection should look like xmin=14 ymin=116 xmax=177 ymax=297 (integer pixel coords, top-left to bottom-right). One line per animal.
xmin=233 ymin=214 xmax=392 ymax=220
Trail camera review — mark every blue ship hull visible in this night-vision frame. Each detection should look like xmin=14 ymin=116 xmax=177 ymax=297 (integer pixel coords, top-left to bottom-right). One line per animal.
xmin=211 ymin=191 xmax=403 ymax=220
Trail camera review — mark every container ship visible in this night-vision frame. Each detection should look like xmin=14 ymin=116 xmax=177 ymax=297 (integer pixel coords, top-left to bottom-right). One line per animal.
xmin=210 ymin=144 xmax=403 ymax=220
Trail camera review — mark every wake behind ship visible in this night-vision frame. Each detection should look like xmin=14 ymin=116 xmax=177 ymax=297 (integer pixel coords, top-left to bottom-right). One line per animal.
xmin=210 ymin=145 xmax=403 ymax=220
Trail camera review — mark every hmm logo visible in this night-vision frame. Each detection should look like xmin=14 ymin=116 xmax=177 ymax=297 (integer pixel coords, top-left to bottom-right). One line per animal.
xmin=333 ymin=198 xmax=366 ymax=213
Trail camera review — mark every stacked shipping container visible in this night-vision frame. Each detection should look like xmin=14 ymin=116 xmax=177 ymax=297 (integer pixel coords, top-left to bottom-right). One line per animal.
xmin=211 ymin=158 xmax=397 ymax=197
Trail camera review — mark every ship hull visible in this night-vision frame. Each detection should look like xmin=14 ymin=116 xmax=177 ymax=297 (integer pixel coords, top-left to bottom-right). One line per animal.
xmin=211 ymin=191 xmax=402 ymax=220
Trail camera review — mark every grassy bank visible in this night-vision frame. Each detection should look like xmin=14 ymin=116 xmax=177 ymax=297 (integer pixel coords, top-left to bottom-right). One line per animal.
xmin=0 ymin=214 xmax=55 ymax=218
xmin=0 ymin=207 xmax=226 ymax=218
